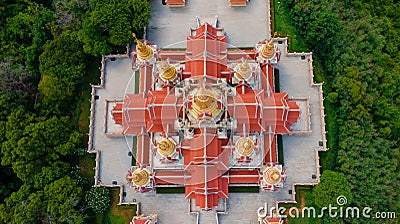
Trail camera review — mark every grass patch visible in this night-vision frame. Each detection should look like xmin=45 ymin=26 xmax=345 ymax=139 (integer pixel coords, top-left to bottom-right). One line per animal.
xmin=78 ymin=56 xmax=101 ymax=135
xmin=319 ymin=101 xmax=338 ymax=171
xmin=79 ymin=153 xmax=96 ymax=190
xmin=96 ymin=188 xmax=136 ymax=224
xmin=228 ymin=186 xmax=259 ymax=193
xmin=156 ymin=187 xmax=185 ymax=194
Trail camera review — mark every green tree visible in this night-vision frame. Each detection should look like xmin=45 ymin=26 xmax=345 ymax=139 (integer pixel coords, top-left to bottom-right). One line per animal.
xmin=44 ymin=176 xmax=83 ymax=223
xmin=79 ymin=0 xmax=151 ymax=55
xmin=312 ymin=170 xmax=352 ymax=208
xmin=85 ymin=186 xmax=110 ymax=213
xmin=1 ymin=109 xmax=82 ymax=185
xmin=38 ymin=30 xmax=86 ymax=102
xmin=1 ymin=2 xmax=54 ymax=69
xmin=0 ymin=185 xmax=44 ymax=224
xmin=0 ymin=59 xmax=35 ymax=95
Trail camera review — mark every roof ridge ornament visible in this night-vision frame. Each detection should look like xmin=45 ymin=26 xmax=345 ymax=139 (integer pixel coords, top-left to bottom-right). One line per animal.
xmin=159 ymin=61 xmax=177 ymax=81
xmin=234 ymin=57 xmax=252 ymax=80
xmin=259 ymin=38 xmax=275 ymax=60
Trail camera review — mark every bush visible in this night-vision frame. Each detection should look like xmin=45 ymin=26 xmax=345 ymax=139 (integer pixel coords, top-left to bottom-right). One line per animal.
xmin=85 ymin=186 xmax=110 ymax=214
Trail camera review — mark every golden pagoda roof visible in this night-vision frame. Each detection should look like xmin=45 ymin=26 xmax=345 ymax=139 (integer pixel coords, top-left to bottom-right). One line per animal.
xmin=235 ymin=137 xmax=255 ymax=156
xmin=259 ymin=38 xmax=275 ymax=60
xmin=131 ymin=168 xmax=150 ymax=186
xmin=157 ymin=138 xmax=175 ymax=157
xmin=263 ymin=167 xmax=281 ymax=185
xmin=234 ymin=59 xmax=252 ymax=80
xmin=159 ymin=61 xmax=177 ymax=81
xmin=189 ymin=84 xmax=220 ymax=118
xmin=133 ymin=33 xmax=153 ymax=61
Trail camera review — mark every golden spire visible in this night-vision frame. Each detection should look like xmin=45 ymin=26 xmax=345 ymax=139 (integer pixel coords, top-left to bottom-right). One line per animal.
xmin=235 ymin=59 xmax=252 ymax=80
xmin=133 ymin=33 xmax=153 ymax=61
xmin=190 ymin=84 xmax=219 ymax=118
xmin=157 ymin=138 xmax=175 ymax=157
xmin=159 ymin=61 xmax=177 ymax=81
xmin=131 ymin=168 xmax=150 ymax=186
xmin=263 ymin=167 xmax=281 ymax=185
xmin=235 ymin=137 xmax=255 ymax=156
xmin=259 ymin=38 xmax=275 ymax=59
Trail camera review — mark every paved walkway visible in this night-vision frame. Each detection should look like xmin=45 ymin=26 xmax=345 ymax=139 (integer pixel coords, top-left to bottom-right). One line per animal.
xmin=92 ymin=58 xmax=133 ymax=186
xmin=277 ymin=43 xmax=322 ymax=186
xmin=148 ymin=0 xmax=270 ymax=48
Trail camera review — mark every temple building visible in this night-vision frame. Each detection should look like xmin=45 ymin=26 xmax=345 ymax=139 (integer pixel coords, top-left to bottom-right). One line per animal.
xmin=88 ymin=1 xmax=327 ymax=223
xmin=114 ymin=22 xmax=300 ymax=210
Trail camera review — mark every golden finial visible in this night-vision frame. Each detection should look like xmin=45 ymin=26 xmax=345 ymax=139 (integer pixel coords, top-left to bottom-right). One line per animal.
xmin=133 ymin=33 xmax=153 ymax=61
xmin=157 ymin=138 xmax=175 ymax=157
xmin=263 ymin=167 xmax=281 ymax=185
xmin=131 ymin=168 xmax=150 ymax=186
xmin=159 ymin=61 xmax=177 ymax=81
xmin=235 ymin=137 xmax=255 ymax=156
xmin=259 ymin=38 xmax=275 ymax=59
xmin=189 ymin=82 xmax=220 ymax=119
xmin=235 ymin=59 xmax=252 ymax=80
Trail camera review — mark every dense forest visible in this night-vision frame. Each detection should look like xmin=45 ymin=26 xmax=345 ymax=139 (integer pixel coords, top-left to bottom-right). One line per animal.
xmin=282 ymin=0 xmax=399 ymax=223
xmin=0 ymin=0 xmax=150 ymax=223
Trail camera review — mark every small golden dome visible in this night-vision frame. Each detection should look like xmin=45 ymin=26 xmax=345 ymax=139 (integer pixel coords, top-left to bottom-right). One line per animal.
xmin=189 ymin=85 xmax=220 ymax=118
xmin=259 ymin=38 xmax=275 ymax=60
xmin=157 ymin=138 xmax=175 ymax=157
xmin=235 ymin=137 xmax=255 ymax=156
xmin=131 ymin=168 xmax=150 ymax=186
xmin=263 ymin=167 xmax=281 ymax=185
xmin=133 ymin=33 xmax=153 ymax=61
xmin=235 ymin=60 xmax=252 ymax=80
xmin=159 ymin=61 xmax=177 ymax=81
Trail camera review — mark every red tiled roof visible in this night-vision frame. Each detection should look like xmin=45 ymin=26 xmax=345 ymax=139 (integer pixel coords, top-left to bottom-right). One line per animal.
xmin=121 ymin=23 xmax=300 ymax=210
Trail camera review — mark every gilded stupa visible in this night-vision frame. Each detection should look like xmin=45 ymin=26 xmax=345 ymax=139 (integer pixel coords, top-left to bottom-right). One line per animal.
xmin=133 ymin=33 xmax=153 ymax=61
xmin=159 ymin=61 xmax=177 ymax=81
xmin=234 ymin=59 xmax=252 ymax=80
xmin=189 ymin=84 xmax=220 ymax=118
xmin=259 ymin=38 xmax=275 ymax=60
xmin=131 ymin=168 xmax=150 ymax=186
xmin=263 ymin=167 xmax=281 ymax=185
xmin=157 ymin=138 xmax=176 ymax=157
xmin=235 ymin=137 xmax=255 ymax=156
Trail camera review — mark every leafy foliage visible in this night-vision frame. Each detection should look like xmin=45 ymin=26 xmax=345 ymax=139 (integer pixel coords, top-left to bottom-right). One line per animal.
xmin=0 ymin=2 xmax=54 ymax=69
xmin=0 ymin=0 xmax=151 ymax=223
xmin=85 ymin=186 xmax=110 ymax=213
xmin=312 ymin=170 xmax=352 ymax=208
xmin=285 ymin=0 xmax=400 ymax=219
xmin=1 ymin=108 xmax=82 ymax=185
xmin=79 ymin=0 xmax=151 ymax=55
xmin=0 ymin=59 xmax=35 ymax=95
xmin=39 ymin=30 xmax=85 ymax=102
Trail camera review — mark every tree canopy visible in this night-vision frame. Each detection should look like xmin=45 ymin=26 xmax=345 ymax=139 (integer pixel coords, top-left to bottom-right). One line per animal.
xmin=285 ymin=0 xmax=400 ymax=220
xmin=312 ymin=170 xmax=352 ymax=208
xmin=38 ymin=30 xmax=86 ymax=103
xmin=79 ymin=0 xmax=151 ymax=56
